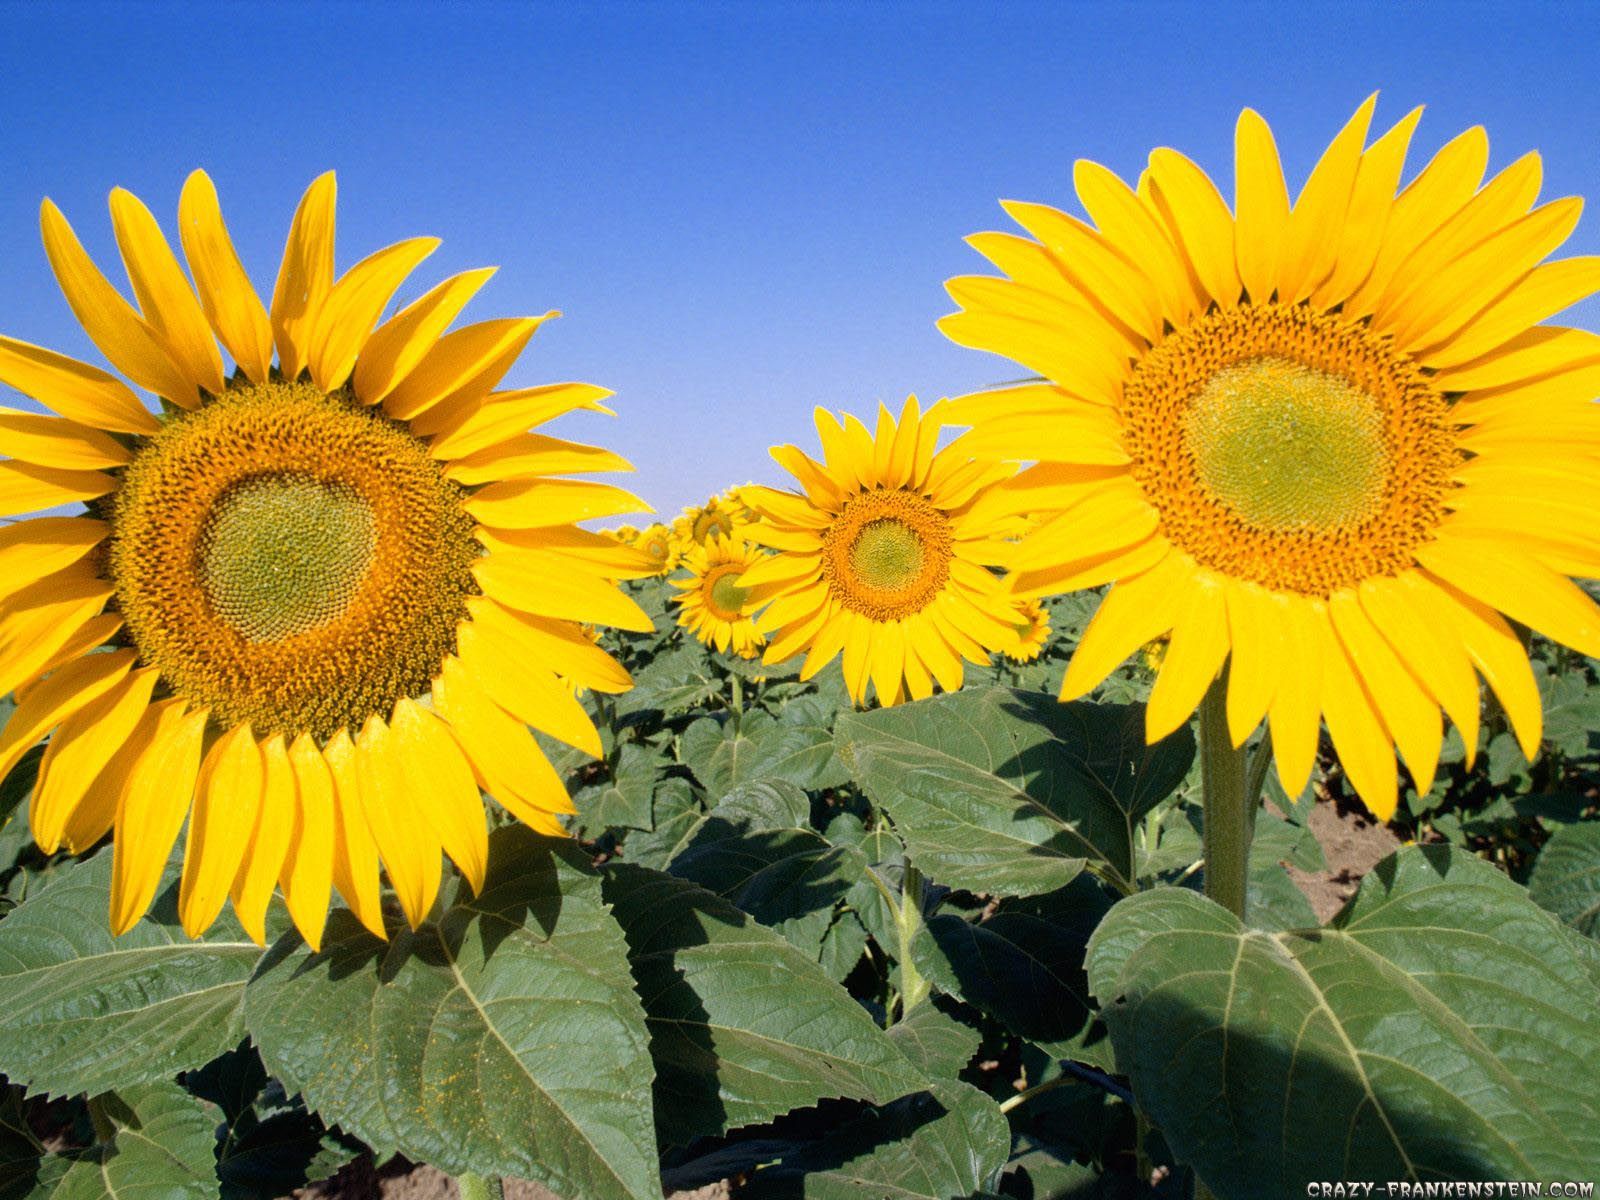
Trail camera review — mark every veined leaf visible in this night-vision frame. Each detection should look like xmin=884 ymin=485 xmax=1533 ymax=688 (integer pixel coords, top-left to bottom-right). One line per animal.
xmin=604 ymin=864 xmax=923 ymax=1146
xmin=245 ymin=829 xmax=660 ymax=1200
xmin=0 ymin=851 xmax=265 ymax=1096
xmin=1529 ymin=818 xmax=1600 ymax=938
xmin=836 ymin=688 xmax=1193 ymax=897
xmin=1086 ymin=846 xmax=1600 ymax=1193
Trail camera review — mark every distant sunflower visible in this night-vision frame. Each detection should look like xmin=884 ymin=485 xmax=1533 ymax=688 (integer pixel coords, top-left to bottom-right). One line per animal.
xmin=1003 ymin=599 xmax=1051 ymax=662
xmin=674 ymin=494 xmax=743 ymax=547
xmin=634 ymin=522 xmax=679 ymax=573
xmin=0 ymin=172 xmax=654 ymax=945
xmin=740 ymin=398 xmax=1023 ymax=706
xmin=605 ymin=524 xmax=641 ymax=543
xmin=941 ymin=97 xmax=1600 ymax=817
xmin=672 ymin=535 xmax=767 ymax=658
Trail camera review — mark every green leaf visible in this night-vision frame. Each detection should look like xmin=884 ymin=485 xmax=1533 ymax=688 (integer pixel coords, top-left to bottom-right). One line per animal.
xmin=669 ymin=781 xmax=868 ymax=956
xmin=1086 ymin=846 xmax=1600 ymax=1193
xmin=913 ymin=878 xmax=1115 ymax=1071
xmin=743 ymin=1081 xmax=1011 ymax=1200
xmin=1529 ymin=818 xmax=1600 ymax=938
xmin=886 ymin=1002 xmax=982 ymax=1081
xmin=574 ymin=741 xmax=663 ymax=831
xmin=1 ymin=1083 xmax=218 ymax=1200
xmin=0 ymin=851 xmax=265 ymax=1096
xmin=836 ymin=689 xmax=1193 ymax=897
xmin=604 ymin=864 xmax=923 ymax=1146
xmin=620 ymin=777 xmax=707 ymax=871
xmin=245 ymin=829 xmax=660 ymax=1200
xmin=618 ymin=644 xmax=721 ymax=716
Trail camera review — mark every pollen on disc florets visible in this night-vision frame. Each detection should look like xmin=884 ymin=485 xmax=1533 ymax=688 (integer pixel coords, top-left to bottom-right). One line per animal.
xmin=108 ymin=379 xmax=480 ymax=740
xmin=822 ymin=488 xmax=953 ymax=620
xmin=1121 ymin=303 xmax=1460 ymax=597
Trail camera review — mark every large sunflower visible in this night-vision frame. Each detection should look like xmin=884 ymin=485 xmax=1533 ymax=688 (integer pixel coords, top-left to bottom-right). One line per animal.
xmin=940 ymin=97 xmax=1600 ymax=818
xmin=0 ymin=172 xmax=655 ymax=945
xmin=739 ymin=398 xmax=1023 ymax=706
xmin=671 ymin=535 xmax=768 ymax=658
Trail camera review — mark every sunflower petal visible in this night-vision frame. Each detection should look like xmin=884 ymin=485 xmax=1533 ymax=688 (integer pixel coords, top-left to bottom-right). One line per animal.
xmin=355 ymin=715 xmax=442 ymax=930
xmin=178 ymin=170 xmax=274 ymax=383
xmin=1317 ymin=616 xmax=1398 ymax=820
xmin=353 ymin=267 xmax=497 ymax=404
xmin=308 ymin=237 xmax=440 ymax=393
xmin=231 ymin=734 xmax=295 ymax=945
xmin=0 ymin=461 xmax=115 ymax=517
xmin=382 ymin=316 xmax=548 ymax=422
xmin=322 ymin=728 xmax=387 ymax=939
xmin=1416 ymin=535 xmax=1600 ymax=657
xmin=0 ymin=647 xmax=134 ymax=785
xmin=110 ymin=702 xmax=207 ymax=934
xmin=1060 ymin=552 xmax=1188 ymax=701
xmin=270 ymin=172 xmax=337 ymax=381
xmin=472 ymin=551 xmax=654 ymax=632
xmin=457 ymin=620 xmax=602 ymax=756
xmin=1147 ymin=147 xmax=1241 ymax=308
xmin=1233 ymin=108 xmax=1293 ymax=304
xmin=280 ymin=734 xmax=337 ymax=951
xmin=1278 ymin=94 xmax=1375 ymax=303
xmin=179 ymin=723 xmax=263 ymax=939
xmin=0 ymin=336 xmax=158 ymax=434
xmin=1267 ymin=596 xmax=1326 ymax=799
xmin=1329 ymin=589 xmax=1441 ymax=796
xmin=391 ymin=697 xmax=488 ymax=894
xmin=0 ymin=407 xmax=130 ymax=470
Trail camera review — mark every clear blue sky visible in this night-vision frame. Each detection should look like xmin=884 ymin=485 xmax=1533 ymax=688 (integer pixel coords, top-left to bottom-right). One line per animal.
xmin=2 ymin=1 xmax=1598 ymax=518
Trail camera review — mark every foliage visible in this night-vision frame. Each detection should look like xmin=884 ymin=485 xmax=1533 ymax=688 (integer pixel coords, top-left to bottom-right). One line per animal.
xmin=0 ymin=586 xmax=1594 ymax=1197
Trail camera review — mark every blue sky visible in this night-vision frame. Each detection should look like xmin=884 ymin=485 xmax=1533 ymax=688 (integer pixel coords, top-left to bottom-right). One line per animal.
xmin=2 ymin=1 xmax=1597 ymax=518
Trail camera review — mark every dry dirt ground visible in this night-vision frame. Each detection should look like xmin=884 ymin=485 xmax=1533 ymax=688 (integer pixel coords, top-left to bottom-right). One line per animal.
xmin=295 ymin=797 xmax=1398 ymax=1199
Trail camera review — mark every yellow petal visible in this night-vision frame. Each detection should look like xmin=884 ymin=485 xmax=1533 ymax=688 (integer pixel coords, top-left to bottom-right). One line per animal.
xmin=1145 ymin=572 xmax=1229 ymax=742
xmin=229 ymin=734 xmax=296 ymax=944
xmin=434 ymin=655 xmax=574 ymax=834
xmin=471 ymin=551 xmax=654 ymax=632
xmin=0 ymin=574 xmax=114 ymax=698
xmin=1329 ymin=590 xmax=1440 ymax=796
xmin=43 ymin=678 xmax=156 ymax=853
xmin=22 ymin=613 xmax=123 ymax=698
xmin=457 ymin=620 xmax=602 ymax=756
xmin=1421 ymin=257 xmax=1600 ymax=370
xmin=391 ymin=698 xmax=488 ymax=894
xmin=322 ymin=728 xmax=387 ymax=939
xmin=308 ymin=237 xmax=440 ymax=393
xmin=1233 ymin=108 xmax=1292 ymax=304
xmin=0 ymin=460 xmax=114 ymax=517
xmin=39 ymin=199 xmax=196 ymax=404
xmin=1146 ymin=147 xmax=1241 ymax=308
xmin=1267 ymin=595 xmax=1326 ymax=798
xmin=1059 ymin=552 xmax=1189 ymax=701
xmin=867 ymin=619 xmax=907 ymax=708
xmin=1312 ymin=106 xmax=1423 ymax=308
xmin=770 ymin=444 xmax=847 ymax=510
xmin=108 ymin=187 xmax=225 ymax=397
xmin=463 ymin=596 xmax=631 ymax=692
xmin=1278 ymin=94 xmax=1375 ymax=303
xmin=999 ymin=200 xmax=1164 ymax=341
xmin=0 ymin=407 xmax=130 ymax=469
xmin=1009 ymin=481 xmax=1158 ymax=572
xmin=109 ymin=702 xmax=207 ymax=935
xmin=1415 ymin=535 xmax=1600 ymax=657
xmin=382 ymin=316 xmax=547 ymax=421
xmin=178 ymin=723 xmax=263 ymax=938
xmin=430 ymin=383 xmax=617 ymax=460
xmin=1428 ymin=325 xmax=1600 ymax=393
xmin=279 ymin=733 xmax=336 ymax=950
xmin=1359 ymin=573 xmax=1482 ymax=769
xmin=1008 ymin=535 xmax=1168 ymax=600
xmin=1343 ymin=124 xmax=1490 ymax=320
xmin=476 ymin=524 xmax=658 ymax=582
xmin=0 ymin=335 xmax=158 ymax=434
xmin=1316 ymin=616 xmax=1398 ymax=821
xmin=937 ymin=308 xmax=1126 ymax=408
xmin=1074 ymin=159 xmax=1195 ymax=321
xmin=0 ymin=517 xmax=108 ymax=597
xmin=1223 ymin=582 xmax=1282 ymax=747
xmin=0 ymin=647 xmax=134 ymax=786
xmin=441 ymin=431 xmax=631 ymax=486
xmin=270 ymin=172 xmax=337 ymax=380
xmin=178 ymin=170 xmax=274 ymax=384
xmin=355 ymin=715 xmax=442 ymax=930
xmin=463 ymin=477 xmax=647 ymax=529
xmin=1422 ymin=577 xmax=1542 ymax=760
xmin=353 ymin=267 xmax=497 ymax=404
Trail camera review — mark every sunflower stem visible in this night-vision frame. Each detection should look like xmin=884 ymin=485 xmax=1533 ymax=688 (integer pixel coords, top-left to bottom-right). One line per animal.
xmin=457 ymin=1173 xmax=503 ymax=1200
xmin=894 ymin=863 xmax=931 ymax=1019
xmin=1198 ymin=671 xmax=1251 ymax=921
xmin=729 ymin=673 xmax=744 ymax=715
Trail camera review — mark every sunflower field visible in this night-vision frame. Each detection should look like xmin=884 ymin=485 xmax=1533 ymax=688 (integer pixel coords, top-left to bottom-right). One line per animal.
xmin=2 ymin=95 xmax=1600 ymax=1200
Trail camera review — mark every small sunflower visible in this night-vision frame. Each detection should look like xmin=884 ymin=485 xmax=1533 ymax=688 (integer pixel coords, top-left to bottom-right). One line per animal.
xmin=605 ymin=524 xmax=641 ymax=543
xmin=941 ymin=96 xmax=1600 ymax=817
xmin=673 ymin=494 xmax=743 ymax=547
xmin=739 ymin=398 xmax=1023 ymax=706
xmin=0 ymin=172 xmax=655 ymax=945
xmin=1003 ymin=598 xmax=1052 ymax=663
xmin=672 ymin=535 xmax=767 ymax=658
xmin=633 ymin=522 xmax=679 ymax=574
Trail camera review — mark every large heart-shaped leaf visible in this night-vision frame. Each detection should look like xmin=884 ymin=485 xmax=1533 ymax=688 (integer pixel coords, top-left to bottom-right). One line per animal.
xmin=1086 ymin=845 xmax=1600 ymax=1194
xmin=604 ymin=864 xmax=922 ymax=1146
xmin=835 ymin=688 xmax=1193 ymax=897
xmin=245 ymin=829 xmax=659 ymax=1200
xmin=1528 ymin=818 xmax=1600 ymax=938
xmin=0 ymin=851 xmax=265 ymax=1097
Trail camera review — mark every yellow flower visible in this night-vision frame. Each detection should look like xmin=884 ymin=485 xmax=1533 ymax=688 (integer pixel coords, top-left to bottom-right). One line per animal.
xmin=940 ymin=97 xmax=1600 ymax=818
xmin=740 ymin=398 xmax=1023 ymax=706
xmin=672 ymin=535 xmax=768 ymax=658
xmin=1003 ymin=598 xmax=1051 ymax=663
xmin=605 ymin=524 xmax=641 ymax=543
xmin=633 ymin=522 xmax=679 ymax=573
xmin=673 ymin=494 xmax=744 ymax=546
xmin=0 ymin=172 xmax=656 ymax=945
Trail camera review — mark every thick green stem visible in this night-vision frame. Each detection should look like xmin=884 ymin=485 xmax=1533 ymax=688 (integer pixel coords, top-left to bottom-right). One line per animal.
xmin=457 ymin=1174 xmax=504 ymax=1200
xmin=1198 ymin=673 xmax=1251 ymax=922
xmin=729 ymin=673 xmax=744 ymax=715
xmin=895 ymin=864 xmax=931 ymax=1017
